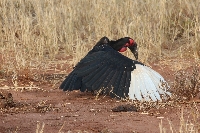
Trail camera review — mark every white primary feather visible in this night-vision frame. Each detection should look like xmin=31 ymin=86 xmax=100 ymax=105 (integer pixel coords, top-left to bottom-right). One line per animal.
xmin=128 ymin=64 xmax=171 ymax=101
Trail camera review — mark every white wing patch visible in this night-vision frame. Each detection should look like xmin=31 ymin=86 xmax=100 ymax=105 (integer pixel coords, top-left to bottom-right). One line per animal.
xmin=129 ymin=64 xmax=171 ymax=101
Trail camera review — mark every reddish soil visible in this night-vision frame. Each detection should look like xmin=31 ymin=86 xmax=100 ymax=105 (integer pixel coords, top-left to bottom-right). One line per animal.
xmin=0 ymin=60 xmax=200 ymax=133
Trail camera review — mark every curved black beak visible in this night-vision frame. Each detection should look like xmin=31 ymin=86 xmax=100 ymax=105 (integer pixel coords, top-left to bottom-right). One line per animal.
xmin=128 ymin=42 xmax=138 ymax=60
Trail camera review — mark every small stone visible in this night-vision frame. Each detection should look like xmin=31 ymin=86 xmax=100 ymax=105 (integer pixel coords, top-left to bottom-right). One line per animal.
xmin=112 ymin=104 xmax=137 ymax=112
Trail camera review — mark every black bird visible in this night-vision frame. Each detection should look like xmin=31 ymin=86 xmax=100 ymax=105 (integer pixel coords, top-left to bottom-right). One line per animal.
xmin=60 ymin=37 xmax=171 ymax=101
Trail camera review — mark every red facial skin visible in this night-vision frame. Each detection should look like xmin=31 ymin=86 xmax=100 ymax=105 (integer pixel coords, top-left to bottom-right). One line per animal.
xmin=119 ymin=39 xmax=134 ymax=52
xmin=119 ymin=47 xmax=127 ymax=52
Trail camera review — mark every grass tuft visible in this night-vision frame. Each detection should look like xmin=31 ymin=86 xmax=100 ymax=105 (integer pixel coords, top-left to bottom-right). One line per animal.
xmin=172 ymin=66 xmax=200 ymax=101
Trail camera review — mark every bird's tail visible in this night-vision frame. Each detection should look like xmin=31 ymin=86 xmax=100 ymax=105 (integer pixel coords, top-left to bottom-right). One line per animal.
xmin=128 ymin=64 xmax=171 ymax=101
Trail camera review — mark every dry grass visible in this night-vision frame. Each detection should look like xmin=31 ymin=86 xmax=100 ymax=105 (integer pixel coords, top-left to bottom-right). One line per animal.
xmin=0 ymin=0 xmax=200 ymax=78
xmin=159 ymin=104 xmax=200 ymax=133
xmin=36 ymin=121 xmax=45 ymax=133
xmin=173 ymin=66 xmax=200 ymax=101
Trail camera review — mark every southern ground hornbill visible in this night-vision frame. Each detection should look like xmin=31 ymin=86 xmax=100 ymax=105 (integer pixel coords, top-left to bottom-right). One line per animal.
xmin=60 ymin=37 xmax=171 ymax=101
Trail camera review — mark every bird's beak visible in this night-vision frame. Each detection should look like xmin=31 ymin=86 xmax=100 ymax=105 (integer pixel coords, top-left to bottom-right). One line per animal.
xmin=128 ymin=42 xmax=138 ymax=60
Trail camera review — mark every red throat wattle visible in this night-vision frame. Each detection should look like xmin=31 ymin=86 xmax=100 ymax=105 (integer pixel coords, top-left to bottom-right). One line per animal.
xmin=119 ymin=47 xmax=127 ymax=52
xmin=119 ymin=39 xmax=134 ymax=52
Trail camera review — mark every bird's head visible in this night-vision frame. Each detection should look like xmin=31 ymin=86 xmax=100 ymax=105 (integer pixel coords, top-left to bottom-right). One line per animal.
xmin=110 ymin=37 xmax=138 ymax=60
xmin=95 ymin=36 xmax=138 ymax=60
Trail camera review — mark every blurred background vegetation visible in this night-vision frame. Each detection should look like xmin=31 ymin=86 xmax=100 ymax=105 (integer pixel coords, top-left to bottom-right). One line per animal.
xmin=0 ymin=0 xmax=199 ymax=76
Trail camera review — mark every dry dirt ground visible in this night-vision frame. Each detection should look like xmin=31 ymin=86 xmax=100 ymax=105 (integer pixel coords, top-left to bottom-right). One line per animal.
xmin=0 ymin=60 xmax=200 ymax=133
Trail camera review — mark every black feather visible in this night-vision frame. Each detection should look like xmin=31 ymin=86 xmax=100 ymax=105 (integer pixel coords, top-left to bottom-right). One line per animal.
xmin=82 ymin=68 xmax=101 ymax=86
xmin=106 ymin=70 xmax=121 ymax=97
xmin=91 ymin=67 xmax=113 ymax=92
xmin=86 ymin=65 xmax=108 ymax=88
xmin=124 ymin=70 xmax=131 ymax=96
xmin=60 ymin=73 xmax=75 ymax=91
xmin=117 ymin=70 xmax=128 ymax=98
xmin=68 ymin=73 xmax=78 ymax=90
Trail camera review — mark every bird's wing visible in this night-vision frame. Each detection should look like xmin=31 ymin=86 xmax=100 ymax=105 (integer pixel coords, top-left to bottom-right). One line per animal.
xmin=129 ymin=64 xmax=171 ymax=101
xmin=60 ymin=44 xmax=142 ymax=98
